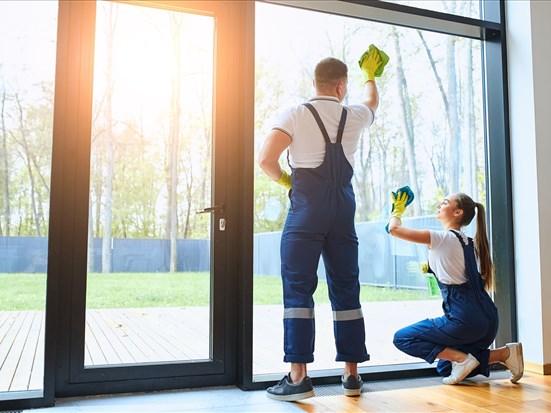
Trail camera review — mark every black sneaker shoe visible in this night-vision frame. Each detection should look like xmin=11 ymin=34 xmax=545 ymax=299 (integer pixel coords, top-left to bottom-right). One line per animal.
xmin=266 ymin=373 xmax=314 ymax=401
xmin=342 ymin=374 xmax=363 ymax=396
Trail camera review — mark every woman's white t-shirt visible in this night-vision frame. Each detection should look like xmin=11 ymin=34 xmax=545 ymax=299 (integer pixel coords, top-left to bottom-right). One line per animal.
xmin=428 ymin=230 xmax=469 ymax=285
xmin=272 ymin=96 xmax=374 ymax=169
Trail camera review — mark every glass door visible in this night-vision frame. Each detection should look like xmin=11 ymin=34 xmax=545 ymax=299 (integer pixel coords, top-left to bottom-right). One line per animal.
xmin=54 ymin=0 xmax=239 ymax=395
xmin=84 ymin=0 xmax=215 ymax=368
xmin=0 ymin=0 xmax=58 ymax=408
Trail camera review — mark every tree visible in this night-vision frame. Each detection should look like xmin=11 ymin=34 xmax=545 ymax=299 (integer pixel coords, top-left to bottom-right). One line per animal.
xmin=100 ymin=3 xmax=116 ymax=273
xmin=165 ymin=13 xmax=183 ymax=272
xmin=0 ymin=83 xmax=10 ymax=236
xmin=391 ymin=27 xmax=421 ymax=214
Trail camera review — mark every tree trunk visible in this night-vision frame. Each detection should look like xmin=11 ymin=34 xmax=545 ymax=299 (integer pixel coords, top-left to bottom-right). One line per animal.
xmin=0 ymin=89 xmax=10 ymax=236
xmin=392 ymin=27 xmax=420 ymax=214
xmin=168 ymin=15 xmax=182 ymax=273
xmin=466 ymin=43 xmax=478 ymax=197
xmin=102 ymin=4 xmax=115 ymax=273
xmin=14 ymin=95 xmax=42 ymax=235
xmin=446 ymin=37 xmax=460 ymax=192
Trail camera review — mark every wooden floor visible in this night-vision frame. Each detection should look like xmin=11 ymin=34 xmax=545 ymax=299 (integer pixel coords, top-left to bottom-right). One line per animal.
xmin=0 ymin=300 xmax=442 ymax=393
xmin=0 ymin=311 xmax=44 ymax=393
xmin=294 ymin=374 xmax=551 ymax=412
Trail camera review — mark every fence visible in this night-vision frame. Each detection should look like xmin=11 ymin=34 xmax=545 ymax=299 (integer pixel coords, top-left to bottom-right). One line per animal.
xmin=253 ymin=216 xmax=449 ymax=290
xmin=0 ymin=216 xmax=474 ymax=289
xmin=0 ymin=237 xmax=210 ymax=273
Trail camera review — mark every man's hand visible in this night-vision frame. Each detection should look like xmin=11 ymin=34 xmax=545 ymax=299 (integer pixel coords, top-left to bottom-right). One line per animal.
xmin=359 ymin=47 xmax=382 ymax=83
xmin=358 ymin=44 xmax=390 ymax=83
xmin=274 ymin=170 xmax=292 ymax=190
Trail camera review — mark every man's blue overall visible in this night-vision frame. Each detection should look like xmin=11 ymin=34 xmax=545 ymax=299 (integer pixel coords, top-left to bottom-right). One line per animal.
xmin=393 ymin=230 xmax=498 ymax=377
xmin=281 ymin=102 xmax=369 ymax=364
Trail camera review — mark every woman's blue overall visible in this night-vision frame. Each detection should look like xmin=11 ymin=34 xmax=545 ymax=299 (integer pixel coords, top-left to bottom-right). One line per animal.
xmin=280 ymin=103 xmax=369 ymax=364
xmin=393 ymin=230 xmax=498 ymax=377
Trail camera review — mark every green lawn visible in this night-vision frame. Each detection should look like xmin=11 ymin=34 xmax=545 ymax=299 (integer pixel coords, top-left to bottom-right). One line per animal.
xmin=0 ymin=272 xmax=435 ymax=311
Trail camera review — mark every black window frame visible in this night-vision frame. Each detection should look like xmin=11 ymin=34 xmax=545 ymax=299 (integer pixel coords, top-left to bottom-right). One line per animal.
xmin=238 ymin=0 xmax=515 ymax=390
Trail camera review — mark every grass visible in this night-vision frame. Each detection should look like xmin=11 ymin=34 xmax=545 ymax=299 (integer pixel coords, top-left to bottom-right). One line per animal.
xmin=0 ymin=272 xmax=435 ymax=311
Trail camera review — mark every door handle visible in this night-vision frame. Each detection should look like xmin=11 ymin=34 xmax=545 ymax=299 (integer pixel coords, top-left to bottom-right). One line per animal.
xmin=196 ymin=202 xmax=225 ymax=214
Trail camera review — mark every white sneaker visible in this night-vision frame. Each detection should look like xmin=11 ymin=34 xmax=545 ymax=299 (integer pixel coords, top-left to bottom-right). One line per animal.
xmin=442 ymin=353 xmax=480 ymax=385
xmin=503 ymin=342 xmax=524 ymax=383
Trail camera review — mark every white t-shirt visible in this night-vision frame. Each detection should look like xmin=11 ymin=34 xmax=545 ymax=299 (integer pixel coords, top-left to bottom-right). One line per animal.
xmin=272 ymin=96 xmax=374 ymax=169
xmin=428 ymin=230 xmax=469 ymax=285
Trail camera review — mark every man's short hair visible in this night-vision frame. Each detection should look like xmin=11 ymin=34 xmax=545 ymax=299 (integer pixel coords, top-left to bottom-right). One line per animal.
xmin=314 ymin=57 xmax=348 ymax=86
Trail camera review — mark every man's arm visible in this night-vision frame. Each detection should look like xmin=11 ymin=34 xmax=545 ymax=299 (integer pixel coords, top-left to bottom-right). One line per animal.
xmin=258 ymin=129 xmax=292 ymax=180
xmin=362 ymin=80 xmax=379 ymax=113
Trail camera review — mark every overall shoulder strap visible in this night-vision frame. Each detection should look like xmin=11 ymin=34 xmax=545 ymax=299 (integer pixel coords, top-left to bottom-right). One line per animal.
xmin=336 ymin=107 xmax=347 ymax=144
xmin=303 ymin=103 xmax=331 ymax=143
xmin=449 ymin=229 xmax=467 ymax=247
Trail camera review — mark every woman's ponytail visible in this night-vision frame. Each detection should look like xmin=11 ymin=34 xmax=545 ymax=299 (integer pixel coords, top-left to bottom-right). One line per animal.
xmin=455 ymin=193 xmax=495 ymax=292
xmin=474 ymin=202 xmax=494 ymax=292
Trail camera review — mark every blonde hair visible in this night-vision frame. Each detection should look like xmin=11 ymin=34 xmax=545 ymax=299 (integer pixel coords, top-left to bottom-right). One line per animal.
xmin=454 ymin=193 xmax=494 ymax=292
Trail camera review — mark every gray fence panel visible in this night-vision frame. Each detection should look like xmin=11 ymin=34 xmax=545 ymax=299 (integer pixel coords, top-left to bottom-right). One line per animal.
xmin=0 ymin=237 xmax=209 ymax=274
xmin=1 ymin=216 xmax=474 ymax=289
xmin=0 ymin=236 xmax=48 ymax=273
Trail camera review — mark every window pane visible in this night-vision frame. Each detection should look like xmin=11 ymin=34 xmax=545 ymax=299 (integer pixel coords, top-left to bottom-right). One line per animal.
xmin=85 ymin=2 xmax=214 ymax=366
xmin=254 ymin=1 xmax=485 ymax=377
xmin=380 ymin=0 xmax=481 ymax=20
xmin=0 ymin=0 xmax=58 ymax=395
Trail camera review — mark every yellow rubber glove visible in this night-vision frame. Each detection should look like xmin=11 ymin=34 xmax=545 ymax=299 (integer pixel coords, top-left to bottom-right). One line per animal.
xmin=420 ymin=262 xmax=429 ymax=274
xmin=390 ymin=190 xmax=410 ymax=221
xmin=274 ymin=170 xmax=292 ymax=190
xmin=358 ymin=47 xmax=382 ymax=83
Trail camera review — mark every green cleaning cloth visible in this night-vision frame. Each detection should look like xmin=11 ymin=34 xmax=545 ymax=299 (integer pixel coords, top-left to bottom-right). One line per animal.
xmin=394 ymin=185 xmax=414 ymax=207
xmin=358 ymin=44 xmax=390 ymax=78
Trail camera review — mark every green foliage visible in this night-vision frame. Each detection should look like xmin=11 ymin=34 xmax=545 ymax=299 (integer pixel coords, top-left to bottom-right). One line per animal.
xmin=253 ymin=171 xmax=288 ymax=233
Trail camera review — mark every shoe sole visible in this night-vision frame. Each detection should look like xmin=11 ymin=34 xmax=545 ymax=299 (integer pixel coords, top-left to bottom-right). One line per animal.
xmin=343 ymin=387 xmax=362 ymax=396
xmin=442 ymin=358 xmax=480 ymax=385
xmin=266 ymin=390 xmax=315 ymax=401
xmin=509 ymin=342 xmax=524 ymax=383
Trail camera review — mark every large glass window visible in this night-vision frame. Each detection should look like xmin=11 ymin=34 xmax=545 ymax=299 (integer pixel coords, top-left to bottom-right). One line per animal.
xmin=0 ymin=0 xmax=58 ymax=397
xmin=85 ymin=1 xmax=214 ymax=366
xmin=253 ymin=1 xmax=484 ymax=377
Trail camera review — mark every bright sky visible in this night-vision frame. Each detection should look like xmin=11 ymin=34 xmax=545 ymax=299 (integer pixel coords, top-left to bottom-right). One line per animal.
xmin=0 ymin=1 xmax=58 ymax=98
xmin=93 ymin=1 xmax=214 ymax=137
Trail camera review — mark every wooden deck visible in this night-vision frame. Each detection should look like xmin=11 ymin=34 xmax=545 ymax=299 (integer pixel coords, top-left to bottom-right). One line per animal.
xmin=0 ymin=300 xmax=442 ymax=394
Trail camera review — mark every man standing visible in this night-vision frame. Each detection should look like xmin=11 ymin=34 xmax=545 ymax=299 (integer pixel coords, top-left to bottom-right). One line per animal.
xmin=259 ymin=47 xmax=385 ymax=401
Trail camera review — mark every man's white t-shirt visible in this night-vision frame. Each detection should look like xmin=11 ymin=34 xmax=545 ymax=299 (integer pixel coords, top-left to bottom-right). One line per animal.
xmin=428 ymin=230 xmax=469 ymax=285
xmin=272 ymin=96 xmax=374 ymax=169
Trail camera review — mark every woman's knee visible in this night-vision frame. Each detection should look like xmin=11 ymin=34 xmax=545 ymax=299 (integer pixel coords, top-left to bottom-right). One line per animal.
xmin=393 ymin=327 xmax=410 ymax=350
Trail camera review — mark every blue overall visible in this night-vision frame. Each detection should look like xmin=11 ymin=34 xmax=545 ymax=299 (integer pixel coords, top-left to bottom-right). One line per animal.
xmin=281 ymin=102 xmax=369 ymax=364
xmin=393 ymin=230 xmax=498 ymax=377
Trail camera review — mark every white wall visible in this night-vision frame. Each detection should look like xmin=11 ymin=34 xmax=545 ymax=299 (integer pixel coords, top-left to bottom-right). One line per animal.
xmin=506 ymin=0 xmax=551 ymax=370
